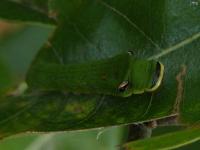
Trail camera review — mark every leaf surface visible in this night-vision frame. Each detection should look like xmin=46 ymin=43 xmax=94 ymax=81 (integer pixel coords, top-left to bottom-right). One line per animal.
xmin=0 ymin=0 xmax=200 ymax=137
xmin=28 ymin=0 xmax=200 ymax=124
xmin=124 ymin=128 xmax=200 ymax=150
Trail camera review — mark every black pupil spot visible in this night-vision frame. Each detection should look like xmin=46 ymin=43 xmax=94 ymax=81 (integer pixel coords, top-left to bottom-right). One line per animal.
xmin=151 ymin=62 xmax=161 ymax=88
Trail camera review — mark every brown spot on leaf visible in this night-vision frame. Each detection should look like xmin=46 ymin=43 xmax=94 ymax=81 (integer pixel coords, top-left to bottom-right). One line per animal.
xmin=74 ymin=106 xmax=84 ymax=113
xmin=101 ymin=74 xmax=107 ymax=80
xmin=48 ymin=10 xmax=58 ymax=19
xmin=173 ymin=65 xmax=187 ymax=114
xmin=0 ymin=21 xmax=21 ymax=38
xmin=144 ymin=120 xmax=158 ymax=129
xmin=44 ymin=41 xmax=52 ymax=48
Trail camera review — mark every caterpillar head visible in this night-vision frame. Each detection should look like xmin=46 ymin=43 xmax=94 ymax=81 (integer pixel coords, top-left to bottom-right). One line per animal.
xmin=118 ymin=59 xmax=164 ymax=97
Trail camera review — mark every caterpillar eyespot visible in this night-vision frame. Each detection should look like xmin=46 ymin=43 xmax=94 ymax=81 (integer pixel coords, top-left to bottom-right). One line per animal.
xmin=27 ymin=53 xmax=164 ymax=97
xmin=127 ymin=51 xmax=134 ymax=56
xmin=118 ymin=81 xmax=129 ymax=92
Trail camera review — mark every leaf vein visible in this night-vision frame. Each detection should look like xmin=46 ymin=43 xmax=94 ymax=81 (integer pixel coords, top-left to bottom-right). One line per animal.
xmin=98 ymin=0 xmax=161 ymax=50
xmin=149 ymin=32 xmax=200 ymax=60
xmin=47 ymin=41 xmax=64 ymax=64
xmin=71 ymin=23 xmax=101 ymax=52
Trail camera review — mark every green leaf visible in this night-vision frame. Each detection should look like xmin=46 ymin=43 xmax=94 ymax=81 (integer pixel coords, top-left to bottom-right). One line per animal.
xmin=0 ymin=0 xmax=55 ymax=25
xmin=152 ymin=126 xmax=186 ymax=137
xmin=0 ymin=134 xmax=37 ymax=150
xmin=0 ymin=60 xmax=11 ymax=94
xmin=177 ymin=140 xmax=200 ymax=150
xmin=20 ymin=0 xmax=49 ymax=12
xmin=0 ymin=25 xmax=52 ymax=77
xmin=0 ymin=127 xmax=124 ymax=150
xmin=124 ymin=128 xmax=200 ymax=150
xmin=0 ymin=0 xmax=199 ymax=138
xmin=27 ymin=0 xmax=200 ymax=125
xmin=0 ymin=92 xmax=128 ymax=139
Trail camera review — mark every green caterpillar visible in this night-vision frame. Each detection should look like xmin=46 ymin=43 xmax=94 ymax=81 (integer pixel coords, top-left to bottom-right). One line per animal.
xmin=27 ymin=52 xmax=164 ymax=97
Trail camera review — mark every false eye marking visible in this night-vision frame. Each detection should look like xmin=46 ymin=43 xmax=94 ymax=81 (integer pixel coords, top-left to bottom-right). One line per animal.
xmin=127 ymin=51 xmax=134 ymax=56
xmin=146 ymin=62 xmax=164 ymax=92
xmin=118 ymin=81 xmax=129 ymax=92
